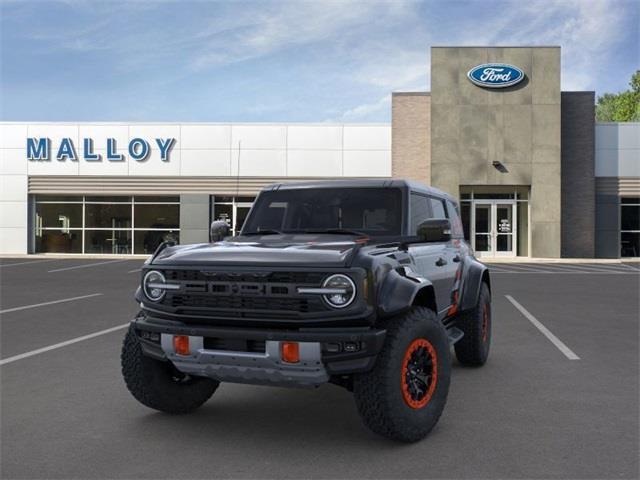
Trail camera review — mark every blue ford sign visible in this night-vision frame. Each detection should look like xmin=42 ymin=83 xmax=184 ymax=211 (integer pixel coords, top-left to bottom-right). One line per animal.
xmin=467 ymin=63 xmax=525 ymax=88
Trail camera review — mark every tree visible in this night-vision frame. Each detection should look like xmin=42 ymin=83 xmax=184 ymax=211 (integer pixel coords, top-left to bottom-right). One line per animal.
xmin=596 ymin=70 xmax=640 ymax=122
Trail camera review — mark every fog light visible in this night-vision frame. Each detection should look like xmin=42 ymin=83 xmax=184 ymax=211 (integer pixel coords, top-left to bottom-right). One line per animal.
xmin=281 ymin=342 xmax=300 ymax=363
xmin=173 ymin=335 xmax=190 ymax=356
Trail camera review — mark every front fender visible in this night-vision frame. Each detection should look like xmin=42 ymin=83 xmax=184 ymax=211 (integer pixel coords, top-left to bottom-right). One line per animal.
xmin=377 ymin=268 xmax=435 ymax=318
xmin=459 ymin=257 xmax=491 ymax=312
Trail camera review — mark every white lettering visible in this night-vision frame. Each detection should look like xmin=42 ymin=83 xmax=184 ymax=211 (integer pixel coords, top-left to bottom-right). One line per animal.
xmin=480 ymin=68 xmax=512 ymax=83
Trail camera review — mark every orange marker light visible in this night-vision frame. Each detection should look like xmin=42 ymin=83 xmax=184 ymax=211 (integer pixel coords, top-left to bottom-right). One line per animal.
xmin=173 ymin=335 xmax=190 ymax=356
xmin=281 ymin=342 xmax=300 ymax=363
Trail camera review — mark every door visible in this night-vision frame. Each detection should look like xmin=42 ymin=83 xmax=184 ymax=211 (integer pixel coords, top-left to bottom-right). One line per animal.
xmin=472 ymin=201 xmax=517 ymax=257
xmin=233 ymin=203 xmax=253 ymax=235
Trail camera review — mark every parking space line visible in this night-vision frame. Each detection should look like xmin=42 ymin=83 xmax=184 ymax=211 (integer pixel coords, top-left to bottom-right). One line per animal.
xmin=505 ymin=295 xmax=580 ymax=360
xmin=0 ymin=323 xmax=129 ymax=366
xmin=48 ymin=259 xmax=130 ymax=273
xmin=127 ymin=268 xmax=142 ymax=273
xmin=0 ymin=259 xmax=58 ymax=268
xmin=0 ymin=293 xmax=103 ymax=314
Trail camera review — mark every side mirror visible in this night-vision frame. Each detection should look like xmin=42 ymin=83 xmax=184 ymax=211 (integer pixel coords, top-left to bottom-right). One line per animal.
xmin=210 ymin=220 xmax=230 ymax=242
xmin=417 ymin=219 xmax=451 ymax=243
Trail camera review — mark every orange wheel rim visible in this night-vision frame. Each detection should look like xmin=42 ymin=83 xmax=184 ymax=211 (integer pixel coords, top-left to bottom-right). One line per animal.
xmin=401 ymin=338 xmax=438 ymax=409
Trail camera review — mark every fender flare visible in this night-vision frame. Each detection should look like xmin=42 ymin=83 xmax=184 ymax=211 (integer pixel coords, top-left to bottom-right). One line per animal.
xmin=377 ymin=267 xmax=437 ymax=318
xmin=459 ymin=258 xmax=491 ymax=312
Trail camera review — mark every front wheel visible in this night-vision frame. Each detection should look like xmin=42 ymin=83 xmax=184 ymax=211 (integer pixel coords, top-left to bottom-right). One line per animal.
xmin=121 ymin=326 xmax=219 ymax=414
xmin=353 ymin=307 xmax=451 ymax=442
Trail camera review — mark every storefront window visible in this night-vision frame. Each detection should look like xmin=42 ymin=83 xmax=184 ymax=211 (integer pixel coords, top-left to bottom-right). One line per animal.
xmin=213 ymin=196 xmax=255 ymax=236
xmin=34 ymin=195 xmax=181 ymax=254
xmin=621 ymin=197 xmax=640 ymax=257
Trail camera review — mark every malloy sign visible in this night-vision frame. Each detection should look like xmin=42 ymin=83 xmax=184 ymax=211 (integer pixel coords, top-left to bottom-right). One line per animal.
xmin=467 ymin=63 xmax=525 ymax=89
xmin=26 ymin=137 xmax=176 ymax=162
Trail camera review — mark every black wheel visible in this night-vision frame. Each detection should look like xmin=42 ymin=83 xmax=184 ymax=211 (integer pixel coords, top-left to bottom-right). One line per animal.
xmin=454 ymin=282 xmax=491 ymax=366
xmin=121 ymin=326 xmax=219 ymax=414
xmin=353 ymin=307 xmax=451 ymax=442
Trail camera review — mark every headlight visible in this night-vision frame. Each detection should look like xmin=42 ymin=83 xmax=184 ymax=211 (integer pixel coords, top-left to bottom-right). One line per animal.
xmin=322 ymin=274 xmax=356 ymax=308
xmin=143 ymin=270 xmax=166 ymax=302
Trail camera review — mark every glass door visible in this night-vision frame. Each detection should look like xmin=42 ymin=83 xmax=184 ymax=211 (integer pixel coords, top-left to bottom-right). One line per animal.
xmin=474 ymin=203 xmax=492 ymax=255
xmin=494 ymin=203 xmax=515 ymax=256
xmin=233 ymin=203 xmax=253 ymax=235
xmin=472 ymin=201 xmax=517 ymax=257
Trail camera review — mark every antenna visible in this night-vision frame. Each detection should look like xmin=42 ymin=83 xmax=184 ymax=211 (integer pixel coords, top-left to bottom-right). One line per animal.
xmin=235 ymin=140 xmax=241 ymax=197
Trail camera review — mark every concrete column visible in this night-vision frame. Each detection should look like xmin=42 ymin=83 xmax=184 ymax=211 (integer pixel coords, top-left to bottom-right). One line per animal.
xmin=179 ymin=194 xmax=210 ymax=245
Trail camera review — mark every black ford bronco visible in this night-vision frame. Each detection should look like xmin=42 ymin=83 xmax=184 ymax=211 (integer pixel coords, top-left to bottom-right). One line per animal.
xmin=122 ymin=180 xmax=491 ymax=442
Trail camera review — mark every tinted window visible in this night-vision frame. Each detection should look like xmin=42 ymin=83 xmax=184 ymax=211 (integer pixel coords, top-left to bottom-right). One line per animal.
xmin=410 ymin=194 xmax=430 ymax=234
xmin=242 ymin=188 xmax=402 ymax=236
xmin=429 ymin=197 xmax=447 ymax=220
xmin=446 ymin=200 xmax=464 ymax=238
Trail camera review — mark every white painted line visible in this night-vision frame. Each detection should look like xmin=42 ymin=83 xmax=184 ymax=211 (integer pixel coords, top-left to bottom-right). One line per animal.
xmin=0 ymin=323 xmax=129 ymax=366
xmin=0 ymin=259 xmax=57 ymax=268
xmin=0 ymin=293 xmax=103 ymax=314
xmin=505 ymin=295 xmax=580 ymax=360
xmin=48 ymin=259 xmax=129 ymax=273
xmin=127 ymin=268 xmax=142 ymax=274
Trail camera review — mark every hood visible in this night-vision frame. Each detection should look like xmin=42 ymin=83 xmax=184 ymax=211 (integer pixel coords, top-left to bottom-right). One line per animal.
xmin=151 ymin=235 xmax=363 ymax=268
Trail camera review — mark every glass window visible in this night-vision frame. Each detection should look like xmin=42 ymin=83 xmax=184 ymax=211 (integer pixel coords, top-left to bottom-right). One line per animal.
xmin=446 ymin=200 xmax=464 ymax=238
xmin=621 ymin=197 xmax=640 ymax=204
xmin=410 ymin=194 xmax=429 ymax=234
xmin=243 ymin=188 xmax=402 ymax=237
xmin=134 ymin=204 xmax=179 ymax=229
xmin=429 ymin=197 xmax=447 ymax=220
xmin=85 ymin=196 xmax=131 ymax=203
xmin=85 ymin=204 xmax=131 ymax=229
xmin=84 ymin=230 xmax=132 ymax=254
xmin=460 ymin=203 xmax=471 ymax=241
xmin=621 ymin=205 xmax=640 ymax=231
xmin=134 ymin=231 xmax=179 ymax=254
xmin=35 ymin=230 xmax=82 ymax=253
xmin=35 ymin=195 xmax=83 ymax=203
xmin=134 ymin=196 xmax=179 ymax=203
xmin=36 ymin=203 xmax=83 ymax=229
xmin=621 ymin=232 xmax=639 ymax=258
xmin=214 ymin=204 xmax=233 ymax=227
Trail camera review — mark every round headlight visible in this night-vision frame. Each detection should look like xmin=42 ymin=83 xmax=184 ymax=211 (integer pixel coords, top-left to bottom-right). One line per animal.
xmin=143 ymin=270 xmax=166 ymax=302
xmin=322 ymin=274 xmax=356 ymax=308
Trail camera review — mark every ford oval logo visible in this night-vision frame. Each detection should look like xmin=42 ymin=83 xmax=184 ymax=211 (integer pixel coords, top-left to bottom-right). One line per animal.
xmin=467 ymin=63 xmax=525 ymax=88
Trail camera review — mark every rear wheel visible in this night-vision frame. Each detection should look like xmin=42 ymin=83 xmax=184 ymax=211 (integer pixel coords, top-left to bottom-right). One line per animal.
xmin=454 ymin=282 xmax=491 ymax=366
xmin=121 ymin=326 xmax=219 ymax=414
xmin=353 ymin=307 xmax=451 ymax=442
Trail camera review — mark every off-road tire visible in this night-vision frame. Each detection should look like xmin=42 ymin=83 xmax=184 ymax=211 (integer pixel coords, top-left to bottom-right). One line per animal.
xmin=353 ymin=307 xmax=451 ymax=442
xmin=121 ymin=326 xmax=219 ymax=414
xmin=454 ymin=282 xmax=491 ymax=366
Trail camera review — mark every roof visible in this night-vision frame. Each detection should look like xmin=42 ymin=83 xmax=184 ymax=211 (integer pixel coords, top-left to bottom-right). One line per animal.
xmin=263 ymin=179 xmax=456 ymax=201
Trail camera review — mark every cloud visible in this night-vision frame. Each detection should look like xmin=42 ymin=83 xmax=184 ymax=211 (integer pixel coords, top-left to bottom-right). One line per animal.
xmin=339 ymin=94 xmax=391 ymax=121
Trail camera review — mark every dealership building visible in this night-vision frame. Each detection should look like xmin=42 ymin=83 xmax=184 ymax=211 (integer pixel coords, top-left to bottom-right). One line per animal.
xmin=1 ymin=46 xmax=638 ymax=258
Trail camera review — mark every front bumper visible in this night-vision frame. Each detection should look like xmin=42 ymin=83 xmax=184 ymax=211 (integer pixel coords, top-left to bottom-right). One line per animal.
xmin=133 ymin=313 xmax=386 ymax=388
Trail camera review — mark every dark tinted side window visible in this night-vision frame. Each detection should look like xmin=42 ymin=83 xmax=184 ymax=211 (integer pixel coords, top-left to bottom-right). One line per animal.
xmin=410 ymin=193 xmax=430 ymax=234
xmin=446 ymin=200 xmax=464 ymax=238
xmin=429 ymin=197 xmax=447 ymax=220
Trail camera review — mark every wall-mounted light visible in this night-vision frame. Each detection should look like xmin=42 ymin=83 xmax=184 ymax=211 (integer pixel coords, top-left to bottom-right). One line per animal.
xmin=492 ymin=161 xmax=509 ymax=173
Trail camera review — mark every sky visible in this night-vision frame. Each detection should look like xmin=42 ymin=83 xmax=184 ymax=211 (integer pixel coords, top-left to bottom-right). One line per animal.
xmin=1 ymin=0 xmax=638 ymax=122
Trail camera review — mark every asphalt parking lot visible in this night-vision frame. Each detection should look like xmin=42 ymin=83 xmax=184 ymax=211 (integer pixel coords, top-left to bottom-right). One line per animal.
xmin=1 ymin=258 xmax=638 ymax=479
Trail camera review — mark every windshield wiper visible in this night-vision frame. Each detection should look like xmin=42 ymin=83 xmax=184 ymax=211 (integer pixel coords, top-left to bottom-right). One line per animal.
xmin=241 ymin=229 xmax=283 ymax=236
xmin=301 ymin=228 xmax=369 ymax=237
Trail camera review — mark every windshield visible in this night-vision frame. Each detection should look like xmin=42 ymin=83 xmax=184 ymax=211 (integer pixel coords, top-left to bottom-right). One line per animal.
xmin=241 ymin=188 xmax=403 ymax=237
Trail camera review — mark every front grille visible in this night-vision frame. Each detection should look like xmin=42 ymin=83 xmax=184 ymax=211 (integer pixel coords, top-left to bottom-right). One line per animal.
xmin=158 ymin=269 xmax=334 ymax=319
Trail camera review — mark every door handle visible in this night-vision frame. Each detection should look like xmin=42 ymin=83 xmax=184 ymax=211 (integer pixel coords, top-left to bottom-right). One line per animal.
xmin=452 ymin=255 xmax=461 ymax=263
xmin=435 ymin=257 xmax=447 ymax=267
